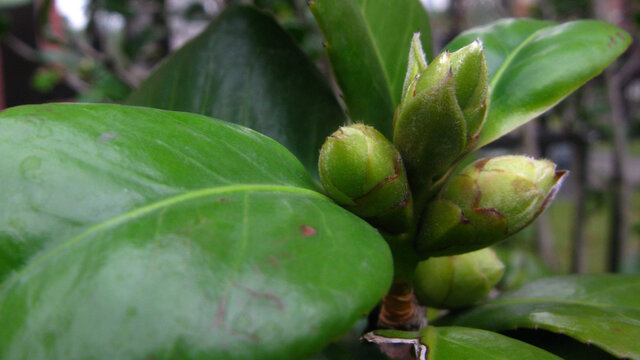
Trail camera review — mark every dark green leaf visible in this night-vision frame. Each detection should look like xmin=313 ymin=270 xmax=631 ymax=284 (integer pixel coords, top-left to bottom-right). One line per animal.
xmin=366 ymin=326 xmax=562 ymax=359
xmin=310 ymin=0 xmax=432 ymax=137
xmin=475 ymin=20 xmax=630 ymax=148
xmin=0 ymin=103 xmax=393 ymax=359
xmin=127 ymin=5 xmax=345 ymax=177
xmin=0 ymin=0 xmax=31 ymax=9
xmin=437 ymin=275 xmax=640 ymax=359
xmin=504 ymin=329 xmax=617 ymax=360
xmin=445 ymin=18 xmax=555 ymax=79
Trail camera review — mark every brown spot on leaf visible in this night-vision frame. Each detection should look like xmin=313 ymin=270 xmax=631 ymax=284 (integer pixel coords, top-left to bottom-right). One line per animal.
xmin=98 ymin=132 xmax=119 ymax=142
xmin=219 ymin=198 xmax=229 ymax=202
xmin=267 ymin=256 xmax=282 ymax=266
xmin=610 ymin=36 xmax=617 ymax=44
xmin=236 ymin=284 xmax=285 ymax=312
xmin=617 ymin=32 xmax=626 ymax=40
xmin=215 ymin=297 xmax=227 ymax=328
xmin=612 ymin=326 xmax=622 ymax=332
xmin=301 ymin=225 xmax=317 ymax=237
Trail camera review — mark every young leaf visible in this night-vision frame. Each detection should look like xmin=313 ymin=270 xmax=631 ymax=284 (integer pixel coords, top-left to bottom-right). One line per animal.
xmin=309 ymin=0 xmax=432 ymax=137
xmin=365 ymin=326 xmax=562 ymax=359
xmin=127 ymin=5 xmax=345 ymax=178
xmin=445 ymin=19 xmax=631 ymax=149
xmin=0 ymin=103 xmax=393 ymax=359
xmin=437 ymin=274 xmax=640 ymax=359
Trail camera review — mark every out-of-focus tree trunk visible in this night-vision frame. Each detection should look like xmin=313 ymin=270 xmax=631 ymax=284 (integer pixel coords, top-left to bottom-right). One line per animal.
xmin=605 ymin=69 xmax=631 ymax=273
xmin=594 ymin=0 xmax=638 ymax=272
xmin=563 ymin=94 xmax=589 ymax=273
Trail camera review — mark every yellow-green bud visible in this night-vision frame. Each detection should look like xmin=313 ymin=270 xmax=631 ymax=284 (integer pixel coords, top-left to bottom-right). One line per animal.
xmin=318 ymin=124 xmax=412 ymax=233
xmin=416 ymin=156 xmax=567 ymax=257
xmin=414 ymin=248 xmax=505 ymax=309
xmin=394 ymin=35 xmax=489 ymax=189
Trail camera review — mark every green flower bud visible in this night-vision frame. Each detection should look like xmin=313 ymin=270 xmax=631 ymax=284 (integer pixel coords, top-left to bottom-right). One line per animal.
xmin=450 ymin=40 xmax=489 ymax=139
xmin=394 ymin=35 xmax=489 ymax=188
xmin=318 ymin=124 xmax=412 ymax=233
xmin=416 ymin=156 xmax=567 ymax=257
xmin=414 ymin=248 xmax=505 ymax=309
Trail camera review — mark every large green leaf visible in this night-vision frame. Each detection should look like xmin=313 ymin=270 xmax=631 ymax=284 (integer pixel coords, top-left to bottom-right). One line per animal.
xmin=0 ymin=103 xmax=315 ymax=281
xmin=446 ymin=20 xmax=630 ymax=148
xmin=365 ymin=326 xmax=562 ymax=359
xmin=310 ymin=0 xmax=432 ymax=137
xmin=0 ymin=103 xmax=393 ymax=359
xmin=445 ymin=18 xmax=555 ymax=78
xmin=127 ymin=5 xmax=345 ymax=177
xmin=437 ymin=275 xmax=640 ymax=359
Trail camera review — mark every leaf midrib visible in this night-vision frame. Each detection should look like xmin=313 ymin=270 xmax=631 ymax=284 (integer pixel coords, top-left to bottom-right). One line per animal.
xmin=0 ymin=184 xmax=327 ymax=292
xmin=357 ymin=0 xmax=393 ymax=104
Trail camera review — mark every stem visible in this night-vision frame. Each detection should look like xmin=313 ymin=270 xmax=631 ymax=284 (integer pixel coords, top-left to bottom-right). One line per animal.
xmin=377 ymin=281 xmax=426 ymax=331
xmin=376 ymin=232 xmax=425 ymax=333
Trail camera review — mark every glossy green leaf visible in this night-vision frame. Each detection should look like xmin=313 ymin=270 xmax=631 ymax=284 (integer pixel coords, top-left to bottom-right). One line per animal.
xmin=127 ymin=5 xmax=345 ymax=177
xmin=0 ymin=103 xmax=315 ymax=281
xmin=365 ymin=326 xmax=562 ymax=359
xmin=504 ymin=329 xmax=617 ymax=360
xmin=438 ymin=275 xmax=640 ymax=359
xmin=310 ymin=0 xmax=432 ymax=137
xmin=445 ymin=18 xmax=555 ymax=78
xmin=476 ymin=20 xmax=630 ymax=148
xmin=0 ymin=103 xmax=394 ymax=359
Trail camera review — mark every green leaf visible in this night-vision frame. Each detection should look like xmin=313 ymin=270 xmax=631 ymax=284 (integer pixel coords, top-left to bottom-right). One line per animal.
xmin=0 ymin=103 xmax=317 ymax=281
xmin=0 ymin=103 xmax=393 ymax=359
xmin=127 ymin=5 xmax=345 ymax=178
xmin=365 ymin=326 xmax=562 ymax=359
xmin=484 ymin=20 xmax=630 ymax=147
xmin=309 ymin=0 xmax=432 ymax=137
xmin=504 ymin=329 xmax=618 ymax=360
xmin=445 ymin=18 xmax=555 ymax=78
xmin=437 ymin=274 xmax=640 ymax=359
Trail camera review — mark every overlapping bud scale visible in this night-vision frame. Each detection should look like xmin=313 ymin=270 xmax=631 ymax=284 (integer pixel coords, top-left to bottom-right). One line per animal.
xmin=394 ymin=34 xmax=489 ymax=189
xmin=413 ymin=248 xmax=505 ymax=309
xmin=318 ymin=124 xmax=413 ymax=234
xmin=416 ymin=155 xmax=567 ymax=257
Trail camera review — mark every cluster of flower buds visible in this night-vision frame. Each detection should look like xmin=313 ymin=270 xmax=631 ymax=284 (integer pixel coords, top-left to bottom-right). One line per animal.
xmin=393 ymin=34 xmax=489 ymax=189
xmin=318 ymin=124 xmax=412 ymax=234
xmin=413 ymin=248 xmax=504 ymax=309
xmin=317 ymin=35 xmax=566 ymax=276
xmin=416 ymin=156 xmax=567 ymax=257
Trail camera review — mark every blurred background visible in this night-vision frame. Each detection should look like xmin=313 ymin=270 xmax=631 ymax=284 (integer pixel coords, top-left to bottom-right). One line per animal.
xmin=1 ymin=0 xmax=639 ymax=283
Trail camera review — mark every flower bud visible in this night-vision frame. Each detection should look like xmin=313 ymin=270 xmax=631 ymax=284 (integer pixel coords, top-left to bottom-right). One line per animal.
xmin=318 ymin=124 xmax=412 ymax=233
xmin=414 ymin=248 xmax=505 ymax=309
xmin=416 ymin=156 xmax=567 ymax=257
xmin=394 ymin=35 xmax=489 ymax=188
xmin=450 ymin=40 xmax=489 ymax=139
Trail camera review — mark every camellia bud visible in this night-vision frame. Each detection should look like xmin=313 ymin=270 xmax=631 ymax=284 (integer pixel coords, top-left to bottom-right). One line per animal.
xmin=393 ymin=34 xmax=489 ymax=189
xmin=416 ymin=155 xmax=567 ymax=257
xmin=413 ymin=248 xmax=505 ymax=309
xmin=318 ymin=124 xmax=412 ymax=233
xmin=450 ymin=40 xmax=489 ymax=139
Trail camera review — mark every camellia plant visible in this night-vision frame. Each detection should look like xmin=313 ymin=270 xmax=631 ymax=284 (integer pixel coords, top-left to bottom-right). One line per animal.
xmin=0 ymin=2 xmax=639 ymax=359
